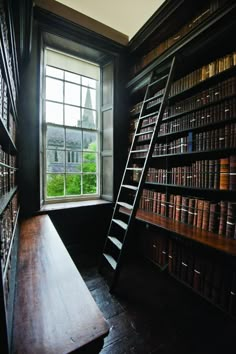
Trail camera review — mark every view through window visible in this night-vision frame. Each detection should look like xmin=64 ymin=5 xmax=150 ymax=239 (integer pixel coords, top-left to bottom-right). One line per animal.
xmin=43 ymin=49 xmax=100 ymax=200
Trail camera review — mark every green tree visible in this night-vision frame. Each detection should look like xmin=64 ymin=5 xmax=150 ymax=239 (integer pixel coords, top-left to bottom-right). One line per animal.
xmin=46 ymin=141 xmax=97 ymax=197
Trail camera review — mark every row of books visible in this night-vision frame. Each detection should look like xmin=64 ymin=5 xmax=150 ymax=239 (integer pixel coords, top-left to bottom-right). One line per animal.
xmin=0 ymin=193 xmax=18 ymax=273
xmin=168 ymin=238 xmax=236 ymax=315
xmin=154 ymin=123 xmax=236 ymax=155
xmin=139 ymin=189 xmax=236 ymax=238
xmin=193 ymin=124 xmax=236 ymax=151
xmin=0 ymin=69 xmax=16 ymax=143
xmin=0 ymin=3 xmax=16 ymax=103
xmin=130 ymin=74 xmax=236 ymax=122
xmin=145 ymin=156 xmax=236 ymax=190
xmin=140 ymin=231 xmax=168 ymax=268
xmin=165 ymin=76 xmax=236 ymax=118
xmin=159 ymin=96 xmax=236 ymax=135
xmin=170 ymin=51 xmax=236 ymax=96
xmin=1 ymin=193 xmax=18 ymax=305
xmin=0 ymin=145 xmax=16 ymax=167
xmin=130 ymin=0 xmax=224 ymax=76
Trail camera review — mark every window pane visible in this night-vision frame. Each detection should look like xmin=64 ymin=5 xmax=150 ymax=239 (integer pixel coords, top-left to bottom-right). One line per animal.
xmin=65 ymin=72 xmax=80 ymax=84
xmin=66 ymin=151 xmax=82 ymax=172
xmin=46 ymin=66 xmax=64 ymax=79
xmin=66 ymin=174 xmax=81 ymax=195
xmin=66 ymin=128 xmax=82 ymax=150
xmin=83 ymin=152 xmax=97 ymax=172
xmin=46 ymin=77 xmax=63 ymax=102
xmin=46 ymin=174 xmax=64 ymax=197
xmin=81 ymin=108 xmax=96 ymax=129
xmin=65 ymin=105 xmax=81 ymax=127
xmin=82 ymin=87 xmax=96 ymax=109
xmin=82 ymin=77 xmax=96 ymax=88
xmin=46 ymin=150 xmax=65 ymax=173
xmin=47 ymin=125 xmax=65 ymax=149
xmin=46 ymin=102 xmax=63 ymax=125
xmin=83 ymin=174 xmax=97 ymax=194
xmin=65 ymin=82 xmax=80 ymax=106
xmin=83 ymin=131 xmax=97 ymax=150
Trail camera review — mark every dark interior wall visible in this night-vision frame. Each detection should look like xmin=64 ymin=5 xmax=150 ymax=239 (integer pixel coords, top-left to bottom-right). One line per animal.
xmin=18 ymin=22 xmax=41 ymax=217
xmin=48 ymin=204 xmax=113 ymax=262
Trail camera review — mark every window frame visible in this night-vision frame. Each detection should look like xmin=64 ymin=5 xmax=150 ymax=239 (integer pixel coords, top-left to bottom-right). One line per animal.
xmin=42 ymin=47 xmax=101 ymax=203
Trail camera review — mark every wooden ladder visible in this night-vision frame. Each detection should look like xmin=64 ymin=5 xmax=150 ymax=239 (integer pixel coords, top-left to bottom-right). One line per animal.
xmin=101 ymin=57 xmax=176 ymax=291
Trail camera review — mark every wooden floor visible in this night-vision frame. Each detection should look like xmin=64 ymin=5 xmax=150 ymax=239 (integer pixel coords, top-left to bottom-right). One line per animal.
xmin=72 ymin=254 xmax=236 ymax=354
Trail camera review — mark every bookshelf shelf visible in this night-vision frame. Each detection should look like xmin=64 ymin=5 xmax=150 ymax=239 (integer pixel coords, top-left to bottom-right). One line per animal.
xmin=0 ymin=186 xmax=17 ymax=216
xmin=121 ymin=207 xmax=236 ymax=257
xmin=145 ymin=182 xmax=236 ymax=195
xmin=0 ymin=116 xmax=17 ymax=153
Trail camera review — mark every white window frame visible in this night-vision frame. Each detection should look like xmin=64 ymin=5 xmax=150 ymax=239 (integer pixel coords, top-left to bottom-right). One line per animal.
xmin=42 ymin=47 xmax=101 ymax=203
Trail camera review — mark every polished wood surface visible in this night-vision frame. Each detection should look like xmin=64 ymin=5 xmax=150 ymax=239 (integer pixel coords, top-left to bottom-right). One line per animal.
xmin=12 ymin=215 xmax=109 ymax=354
xmin=121 ymin=208 xmax=236 ymax=256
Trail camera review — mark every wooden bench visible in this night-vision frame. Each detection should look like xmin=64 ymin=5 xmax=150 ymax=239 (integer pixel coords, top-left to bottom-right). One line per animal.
xmin=12 ymin=215 xmax=109 ymax=353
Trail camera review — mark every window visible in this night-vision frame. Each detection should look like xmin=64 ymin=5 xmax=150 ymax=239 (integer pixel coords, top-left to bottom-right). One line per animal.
xmin=43 ymin=49 xmax=100 ymax=201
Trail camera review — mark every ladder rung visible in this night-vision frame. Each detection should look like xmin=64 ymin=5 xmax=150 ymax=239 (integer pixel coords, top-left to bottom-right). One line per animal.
xmin=140 ymin=110 xmax=159 ymax=120
xmin=117 ymin=202 xmax=133 ymax=210
xmin=122 ymin=184 xmax=138 ymax=191
xmin=108 ymin=236 xmax=122 ymax=250
xmin=135 ymin=130 xmax=153 ymax=137
xmin=144 ymin=95 xmax=162 ymax=104
xmin=103 ymin=253 xmax=117 ymax=270
xmin=142 ymin=122 xmax=155 ymax=128
xmin=112 ymin=219 xmax=128 ymax=230
xmin=131 ymin=149 xmax=148 ymax=153
xmin=148 ymin=74 xmax=168 ymax=87
xmin=126 ymin=167 xmax=143 ymax=171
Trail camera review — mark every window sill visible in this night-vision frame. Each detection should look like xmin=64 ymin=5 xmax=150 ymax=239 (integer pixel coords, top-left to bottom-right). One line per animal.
xmin=39 ymin=199 xmax=112 ymax=212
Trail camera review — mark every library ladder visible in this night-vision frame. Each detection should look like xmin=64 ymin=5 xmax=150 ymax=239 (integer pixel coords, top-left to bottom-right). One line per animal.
xmin=101 ymin=56 xmax=176 ymax=291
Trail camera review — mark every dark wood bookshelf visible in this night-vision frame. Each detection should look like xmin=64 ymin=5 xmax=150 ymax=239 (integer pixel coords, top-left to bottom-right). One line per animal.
xmin=121 ymin=207 xmax=236 ymax=257
xmin=0 ymin=186 xmax=17 ymax=216
xmin=3 ymin=207 xmax=19 ymax=280
xmin=0 ymin=117 xmax=17 ymax=152
xmin=125 ymin=1 xmax=236 ymax=319
xmin=145 ymin=182 xmax=236 ymax=196
xmin=127 ymin=1 xmax=236 ymax=91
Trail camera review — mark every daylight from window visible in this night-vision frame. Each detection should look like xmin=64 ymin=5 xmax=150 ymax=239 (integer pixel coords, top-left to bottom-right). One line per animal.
xmin=44 ymin=57 xmax=99 ymax=200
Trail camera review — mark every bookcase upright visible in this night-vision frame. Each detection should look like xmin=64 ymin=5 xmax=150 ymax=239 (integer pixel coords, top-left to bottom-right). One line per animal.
xmin=124 ymin=0 xmax=236 ymax=317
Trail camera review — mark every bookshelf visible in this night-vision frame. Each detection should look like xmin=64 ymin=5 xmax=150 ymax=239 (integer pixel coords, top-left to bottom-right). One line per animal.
xmin=0 ymin=0 xmax=20 ymax=351
xmin=126 ymin=0 xmax=236 ymax=317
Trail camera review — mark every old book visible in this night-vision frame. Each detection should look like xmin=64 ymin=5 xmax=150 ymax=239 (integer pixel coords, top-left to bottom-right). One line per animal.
xmin=218 ymin=201 xmax=228 ymax=236
xmin=225 ymin=202 xmax=236 ymax=239
xmin=229 ymin=155 xmax=236 ymax=190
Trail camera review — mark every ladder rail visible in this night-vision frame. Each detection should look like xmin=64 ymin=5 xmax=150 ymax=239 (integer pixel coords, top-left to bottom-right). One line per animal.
xmin=102 ymin=71 xmax=155 ymax=247
xmin=101 ymin=57 xmax=176 ymax=291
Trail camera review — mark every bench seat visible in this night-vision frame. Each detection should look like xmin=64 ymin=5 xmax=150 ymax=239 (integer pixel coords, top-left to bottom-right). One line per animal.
xmin=12 ymin=215 xmax=109 ymax=353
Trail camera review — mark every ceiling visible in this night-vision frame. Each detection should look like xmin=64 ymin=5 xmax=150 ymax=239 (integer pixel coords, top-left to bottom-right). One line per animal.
xmin=55 ymin=0 xmax=166 ymax=39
